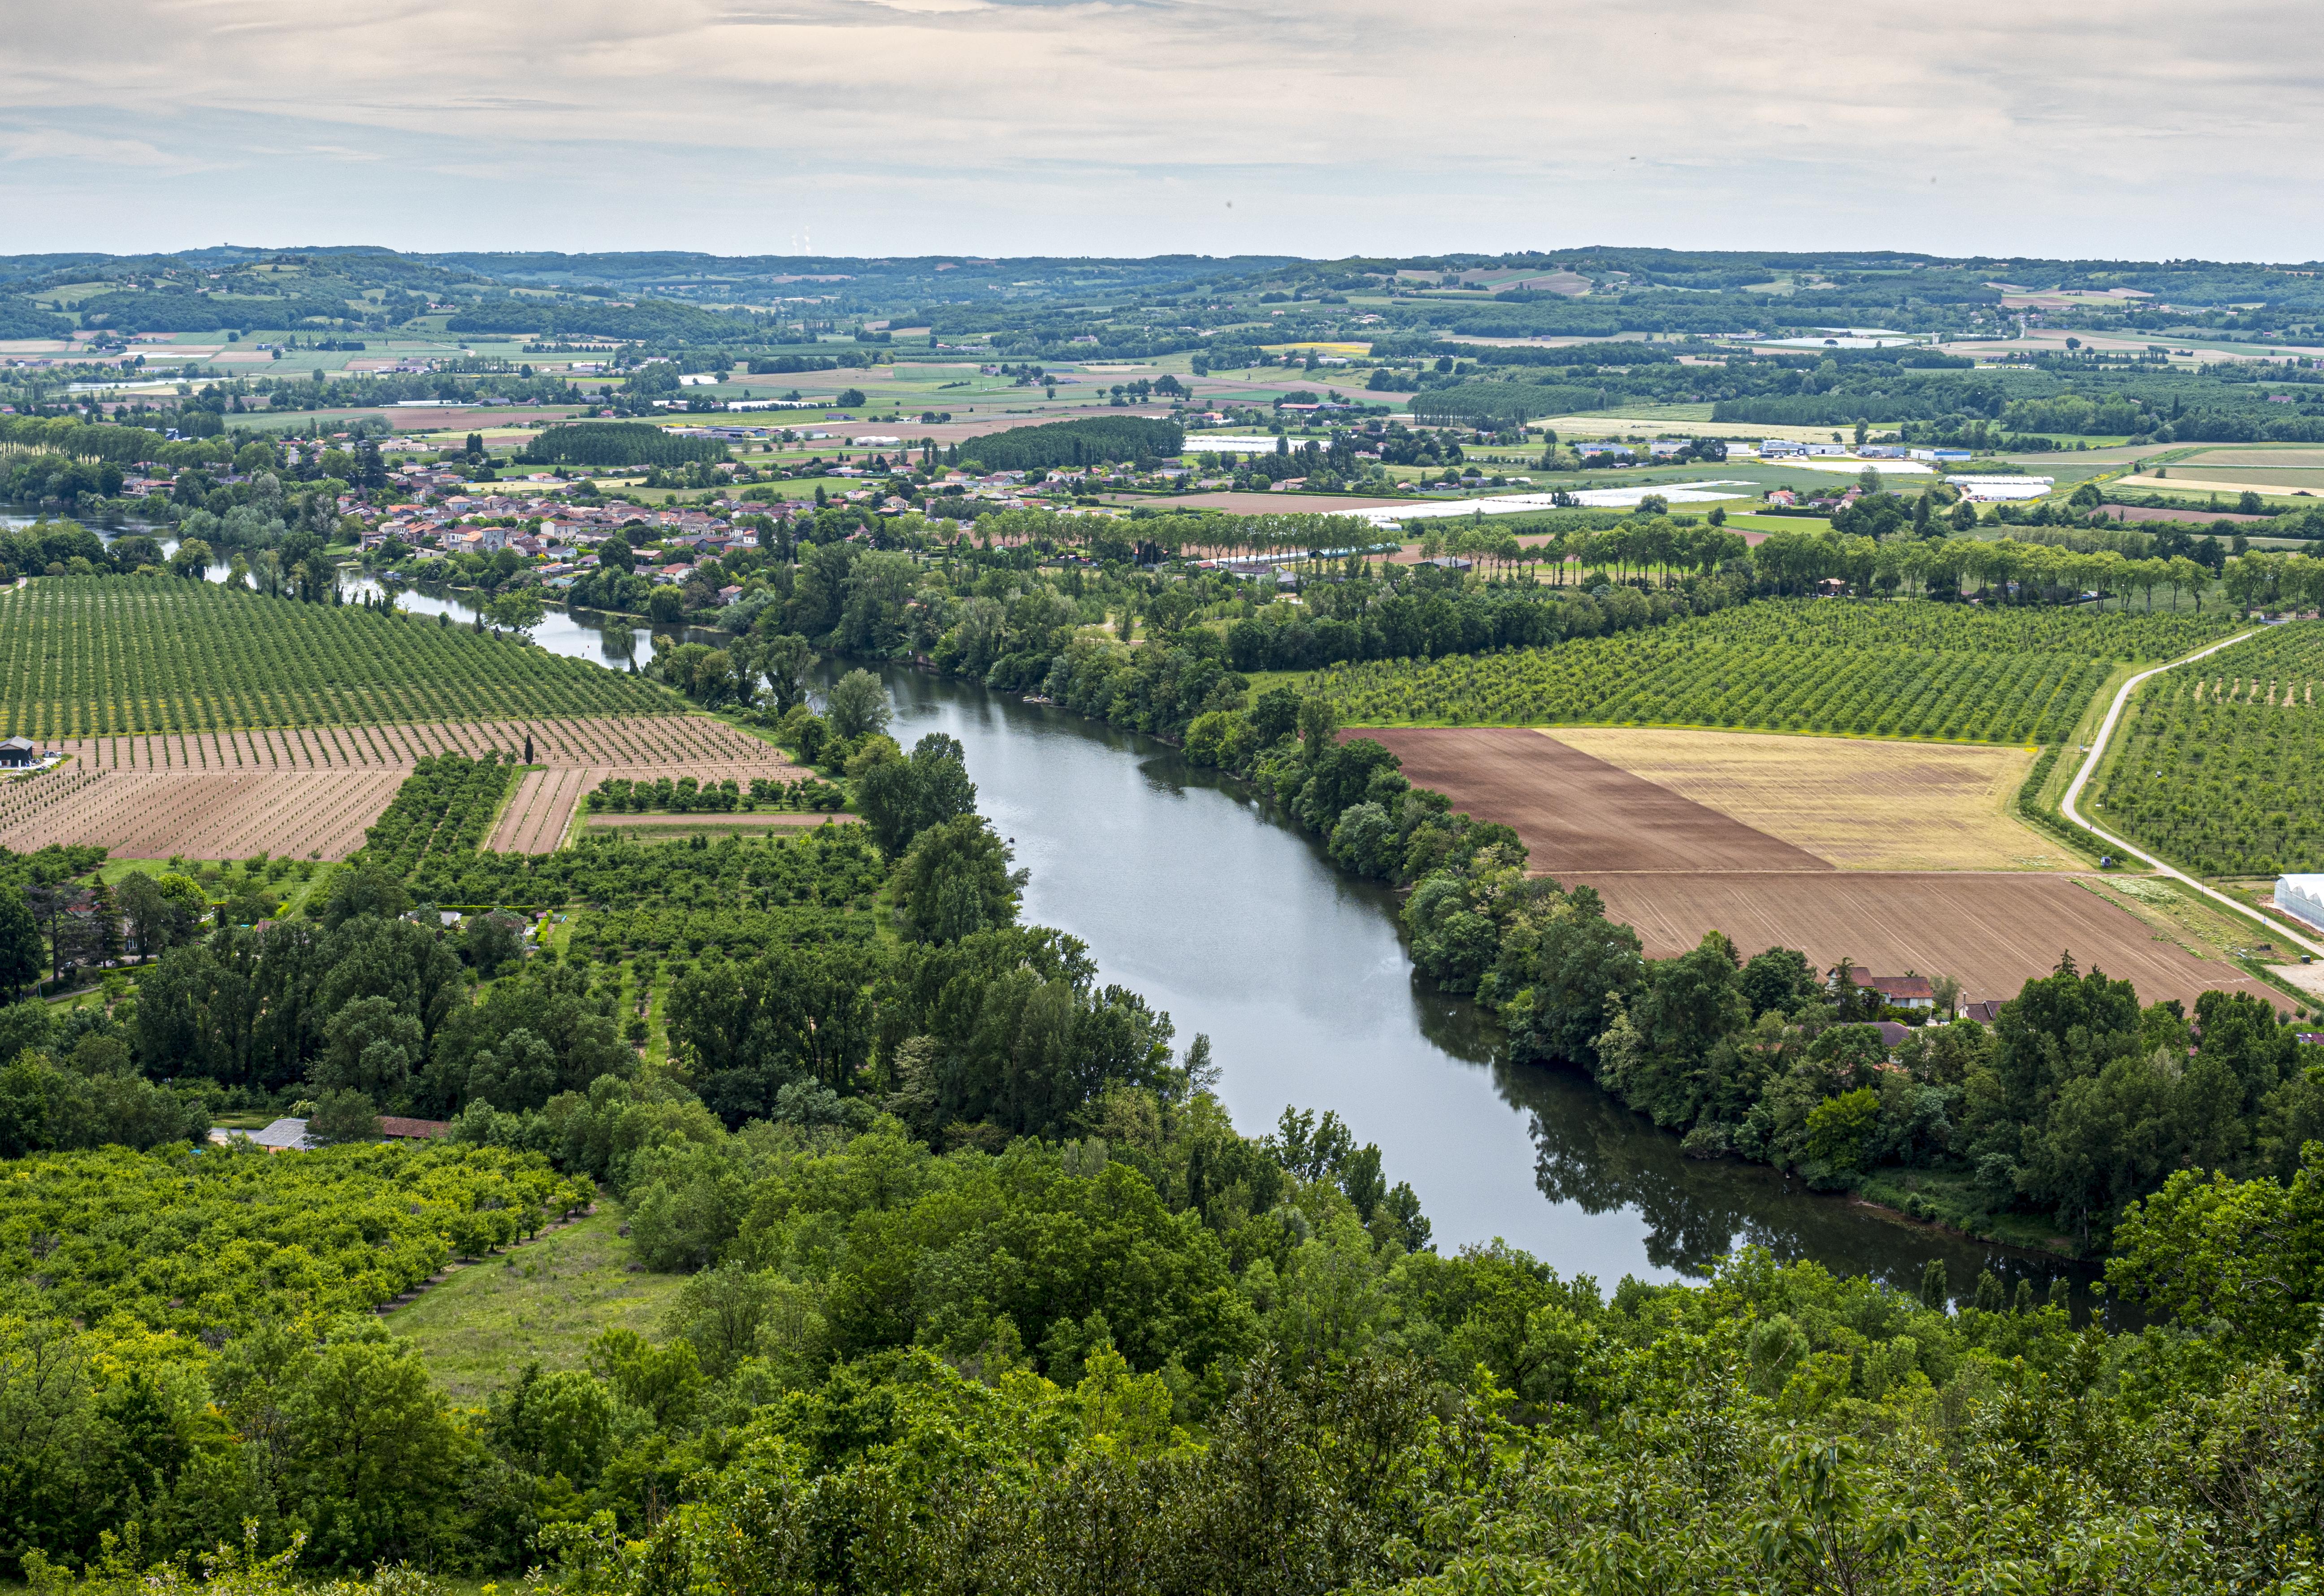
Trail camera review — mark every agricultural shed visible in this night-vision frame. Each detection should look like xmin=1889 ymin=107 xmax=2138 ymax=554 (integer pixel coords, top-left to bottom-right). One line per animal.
xmin=2277 ymin=874 xmax=2324 ymax=933
xmin=208 ymin=1118 xmax=317 ymax=1152
xmin=379 ymin=1117 xmax=452 ymax=1141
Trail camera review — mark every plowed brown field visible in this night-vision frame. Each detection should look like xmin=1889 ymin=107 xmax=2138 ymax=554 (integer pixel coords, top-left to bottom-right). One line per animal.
xmin=1356 ymin=726 xmax=2279 ymax=1009
xmin=1540 ymin=728 xmax=2062 ymax=872
xmin=8 ymin=718 xmax=808 ymax=861
xmin=0 ymin=769 xmax=408 ymax=861
xmin=1355 ymin=727 xmax=1829 ymax=874
xmin=1578 ymin=871 xmax=2282 ymax=1012
xmin=51 ymin=717 xmax=790 ymax=773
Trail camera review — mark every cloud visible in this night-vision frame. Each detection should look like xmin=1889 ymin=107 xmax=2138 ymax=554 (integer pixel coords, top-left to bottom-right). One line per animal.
xmin=0 ymin=0 xmax=2320 ymax=257
xmin=0 ymin=126 xmax=191 ymax=169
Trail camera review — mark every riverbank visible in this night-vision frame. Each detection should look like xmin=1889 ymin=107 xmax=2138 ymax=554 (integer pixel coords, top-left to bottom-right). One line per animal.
xmin=860 ymin=661 xmax=2097 ymax=1298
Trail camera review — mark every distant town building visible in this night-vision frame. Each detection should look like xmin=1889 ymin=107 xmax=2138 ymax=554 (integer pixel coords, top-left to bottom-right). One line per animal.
xmin=1947 ymin=475 xmax=2054 ymax=502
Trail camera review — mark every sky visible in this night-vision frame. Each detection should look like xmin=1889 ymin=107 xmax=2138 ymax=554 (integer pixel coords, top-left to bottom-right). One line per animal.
xmin=3 ymin=0 xmax=2321 ymax=262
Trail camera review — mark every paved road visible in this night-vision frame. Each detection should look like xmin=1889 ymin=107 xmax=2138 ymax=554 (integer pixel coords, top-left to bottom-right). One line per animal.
xmin=2060 ymin=627 xmax=2324 ymax=962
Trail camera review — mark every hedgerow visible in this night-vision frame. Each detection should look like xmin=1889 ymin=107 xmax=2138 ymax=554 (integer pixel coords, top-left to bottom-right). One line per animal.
xmin=584 ymin=774 xmax=847 ymax=813
xmin=0 ymin=577 xmax=678 ymax=737
xmin=356 ymin=753 xmax=518 ymax=878
xmin=2093 ymin=622 xmax=2324 ymax=874
xmin=1314 ymin=599 xmax=2234 ymax=742
xmin=517 ymin=422 xmax=728 ymax=469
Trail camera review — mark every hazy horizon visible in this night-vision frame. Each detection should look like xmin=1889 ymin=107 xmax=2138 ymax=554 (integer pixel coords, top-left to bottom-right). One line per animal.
xmin=5 ymin=0 xmax=2322 ymax=261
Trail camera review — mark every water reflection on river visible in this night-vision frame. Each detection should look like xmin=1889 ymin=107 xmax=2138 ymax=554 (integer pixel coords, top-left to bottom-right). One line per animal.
xmin=867 ymin=665 xmax=2091 ymax=1300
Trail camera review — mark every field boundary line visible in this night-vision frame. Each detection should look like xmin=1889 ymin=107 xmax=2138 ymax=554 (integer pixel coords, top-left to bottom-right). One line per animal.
xmin=2060 ymin=627 xmax=2324 ymax=961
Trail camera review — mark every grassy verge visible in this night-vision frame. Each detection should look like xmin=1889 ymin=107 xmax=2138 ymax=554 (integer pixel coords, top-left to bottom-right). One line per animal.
xmin=383 ymin=1202 xmax=686 ymax=1405
xmin=2015 ymin=746 xmax=2110 ymax=864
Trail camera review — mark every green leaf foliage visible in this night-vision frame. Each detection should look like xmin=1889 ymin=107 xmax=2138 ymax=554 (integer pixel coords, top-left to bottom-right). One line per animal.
xmin=1315 ymin=598 xmax=2232 ymax=739
xmin=2096 ymin=622 xmax=2324 ymax=874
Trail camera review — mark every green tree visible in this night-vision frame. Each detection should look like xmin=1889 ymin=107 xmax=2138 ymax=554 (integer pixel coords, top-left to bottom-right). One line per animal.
xmin=753 ymin=630 xmax=816 ymax=714
xmin=0 ymin=879 xmax=43 ymax=997
xmin=855 ymin=732 xmax=977 ymax=857
xmin=893 ymin=816 xmax=1024 ymax=944
xmin=487 ymin=587 xmax=544 ymax=638
xmin=317 ymin=865 xmax=412 ymax=931
xmin=282 ymin=1321 xmax=465 ymax=1566
xmin=485 ymin=1361 xmax=614 ymax=1484
xmin=307 ymin=1088 xmax=381 ymax=1145
xmin=824 ymin=668 xmax=892 ymax=741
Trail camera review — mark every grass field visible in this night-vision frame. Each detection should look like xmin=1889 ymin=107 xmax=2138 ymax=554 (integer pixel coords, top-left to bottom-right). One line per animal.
xmin=1540 ymin=727 xmax=2060 ymax=871
xmin=2119 ymin=470 xmax=2324 ymax=498
xmin=385 ymin=1204 xmax=686 ymax=1405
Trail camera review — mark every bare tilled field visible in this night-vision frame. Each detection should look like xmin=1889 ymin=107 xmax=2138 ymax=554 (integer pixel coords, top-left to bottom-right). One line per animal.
xmin=1359 ymin=725 xmax=2276 ymax=1008
xmin=493 ymin=768 xmax=594 ymax=853
xmin=490 ymin=752 xmax=814 ymax=852
xmin=1576 ymin=871 xmax=2282 ymax=1011
xmin=1355 ymin=727 xmax=1831 ymax=874
xmin=8 ymin=716 xmax=811 ymax=861
xmin=52 ymin=717 xmax=793 ymax=773
xmin=0 ymin=769 xmax=408 ymax=861
xmin=1539 ymin=728 xmax=2065 ymax=872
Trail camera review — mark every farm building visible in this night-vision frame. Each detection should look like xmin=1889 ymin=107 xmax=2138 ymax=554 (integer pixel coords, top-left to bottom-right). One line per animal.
xmin=208 ymin=1118 xmax=318 ymax=1152
xmin=2276 ymin=874 xmax=2324 ymax=933
xmin=1829 ymin=965 xmax=1938 ymax=1010
xmin=1947 ymin=475 xmax=2055 ymax=502
xmin=0 ymin=737 xmax=36 ymax=768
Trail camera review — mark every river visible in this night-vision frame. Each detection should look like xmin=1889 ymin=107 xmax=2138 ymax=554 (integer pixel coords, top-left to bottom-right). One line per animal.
xmin=861 ymin=665 xmax=2087 ymax=1301
xmin=4 ymin=512 xmax=2087 ymax=1295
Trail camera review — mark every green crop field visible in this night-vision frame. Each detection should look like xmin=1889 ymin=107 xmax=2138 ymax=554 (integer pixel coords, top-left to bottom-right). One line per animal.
xmin=0 ymin=577 xmax=679 ymax=737
xmin=1316 ymin=599 xmax=2236 ymax=743
xmin=2091 ymin=622 xmax=2324 ymax=875
xmin=360 ymin=752 xmax=519 ymax=877
xmin=0 ymin=1141 xmax=593 ymax=1338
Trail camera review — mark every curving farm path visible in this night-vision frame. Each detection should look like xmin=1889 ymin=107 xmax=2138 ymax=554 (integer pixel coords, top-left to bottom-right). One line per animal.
xmin=2061 ymin=627 xmax=2324 ymax=963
